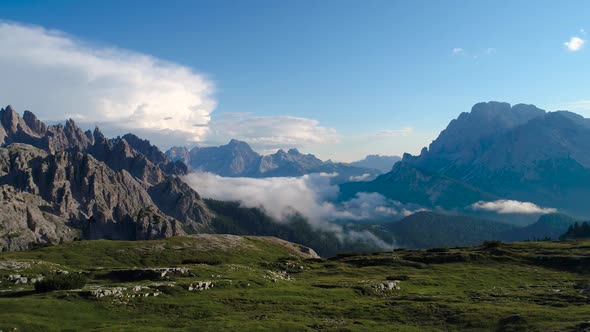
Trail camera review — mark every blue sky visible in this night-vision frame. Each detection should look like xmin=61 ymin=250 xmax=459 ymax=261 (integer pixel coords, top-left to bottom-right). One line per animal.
xmin=1 ymin=0 xmax=589 ymax=161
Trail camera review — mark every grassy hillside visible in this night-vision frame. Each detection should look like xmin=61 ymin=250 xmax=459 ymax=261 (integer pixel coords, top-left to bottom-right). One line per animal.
xmin=383 ymin=212 xmax=515 ymax=248
xmin=501 ymin=214 xmax=578 ymax=241
xmin=0 ymin=236 xmax=589 ymax=331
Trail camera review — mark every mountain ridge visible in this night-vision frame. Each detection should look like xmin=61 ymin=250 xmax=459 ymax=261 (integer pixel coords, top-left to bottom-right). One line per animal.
xmin=342 ymin=101 xmax=590 ymax=217
xmin=166 ymin=140 xmax=381 ymax=182
xmin=0 ymin=105 xmax=212 ymax=250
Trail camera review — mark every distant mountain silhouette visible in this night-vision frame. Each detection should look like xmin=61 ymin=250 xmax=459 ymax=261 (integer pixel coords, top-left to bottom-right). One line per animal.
xmin=166 ymin=140 xmax=380 ymax=182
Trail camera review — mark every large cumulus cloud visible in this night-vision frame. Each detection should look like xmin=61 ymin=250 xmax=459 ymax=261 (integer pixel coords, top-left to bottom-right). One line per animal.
xmin=0 ymin=21 xmax=215 ymax=146
xmin=0 ymin=22 xmax=342 ymax=152
xmin=206 ymin=113 xmax=340 ymax=152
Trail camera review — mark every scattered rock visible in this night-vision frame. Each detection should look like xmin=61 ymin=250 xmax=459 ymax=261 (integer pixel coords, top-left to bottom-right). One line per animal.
xmin=5 ymin=274 xmax=44 ymax=285
xmin=187 ymin=281 xmax=213 ymax=291
xmin=263 ymin=270 xmax=293 ymax=282
xmin=374 ymin=280 xmax=401 ymax=292
xmin=88 ymin=287 xmax=127 ymax=298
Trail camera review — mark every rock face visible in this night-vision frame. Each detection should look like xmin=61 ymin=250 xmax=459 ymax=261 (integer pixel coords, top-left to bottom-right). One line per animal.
xmin=0 ymin=105 xmax=212 ymax=251
xmin=340 ymin=161 xmax=498 ymax=208
xmin=166 ymin=140 xmax=380 ymax=182
xmin=342 ymin=101 xmax=590 ymax=216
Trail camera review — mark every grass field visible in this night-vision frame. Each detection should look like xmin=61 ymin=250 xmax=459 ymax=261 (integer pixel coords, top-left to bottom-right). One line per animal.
xmin=0 ymin=236 xmax=588 ymax=331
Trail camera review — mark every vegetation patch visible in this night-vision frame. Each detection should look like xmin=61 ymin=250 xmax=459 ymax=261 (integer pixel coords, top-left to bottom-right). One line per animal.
xmin=34 ymin=273 xmax=88 ymax=292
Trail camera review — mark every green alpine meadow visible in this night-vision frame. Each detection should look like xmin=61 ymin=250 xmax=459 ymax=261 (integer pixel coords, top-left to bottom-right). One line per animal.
xmin=1 ymin=237 xmax=589 ymax=331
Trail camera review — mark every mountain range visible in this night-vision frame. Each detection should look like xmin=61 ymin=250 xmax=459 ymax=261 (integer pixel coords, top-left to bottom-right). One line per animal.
xmin=2 ymin=100 xmax=590 ymax=254
xmin=341 ymin=101 xmax=590 ymax=218
xmin=0 ymin=105 xmax=382 ymax=255
xmin=0 ymin=105 xmax=215 ymax=250
xmin=166 ymin=141 xmax=381 ymax=183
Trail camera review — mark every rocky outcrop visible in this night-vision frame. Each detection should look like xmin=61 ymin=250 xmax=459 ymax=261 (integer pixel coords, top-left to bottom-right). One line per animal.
xmin=0 ymin=106 xmax=212 ymax=251
xmin=0 ymin=184 xmax=79 ymax=251
xmin=374 ymin=280 xmax=401 ymax=292
xmin=121 ymin=133 xmax=187 ymax=176
xmin=148 ymin=177 xmax=211 ymax=231
xmin=134 ymin=207 xmax=185 ymax=241
xmin=187 ymin=281 xmax=213 ymax=291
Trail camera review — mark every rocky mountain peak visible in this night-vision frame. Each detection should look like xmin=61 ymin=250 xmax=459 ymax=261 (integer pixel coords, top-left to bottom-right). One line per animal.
xmin=0 ymin=105 xmax=212 ymax=251
xmin=115 ymin=138 xmax=137 ymax=159
xmin=365 ymin=101 xmax=590 ymax=216
xmin=228 ymin=138 xmax=246 ymax=146
xmin=166 ymin=138 xmax=378 ymax=180
xmin=1 ymin=105 xmax=26 ymax=134
xmin=407 ymin=101 xmax=546 ymax=164
xmin=122 ymin=133 xmax=168 ymax=165
xmin=93 ymin=127 xmax=105 ymax=141
xmin=22 ymin=110 xmax=47 ymax=136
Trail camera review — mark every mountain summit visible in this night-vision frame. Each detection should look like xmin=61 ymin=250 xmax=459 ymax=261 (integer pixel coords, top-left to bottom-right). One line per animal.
xmin=0 ymin=106 xmax=211 ymax=250
xmin=342 ymin=101 xmax=590 ymax=217
xmin=166 ymin=140 xmax=380 ymax=182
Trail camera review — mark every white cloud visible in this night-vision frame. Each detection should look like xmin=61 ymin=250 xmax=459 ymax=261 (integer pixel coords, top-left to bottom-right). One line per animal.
xmin=340 ymin=192 xmax=426 ymax=219
xmin=207 ymin=113 xmax=340 ymax=151
xmin=183 ymin=171 xmax=342 ymax=225
xmin=452 ymin=48 xmax=464 ymax=55
xmin=452 ymin=47 xmax=496 ymax=58
xmin=0 ymin=22 xmax=216 ymax=146
xmin=470 ymin=200 xmax=557 ymax=214
xmin=564 ymin=36 xmax=585 ymax=51
xmin=348 ymin=173 xmax=372 ymax=182
xmin=182 ymin=171 xmax=423 ymax=228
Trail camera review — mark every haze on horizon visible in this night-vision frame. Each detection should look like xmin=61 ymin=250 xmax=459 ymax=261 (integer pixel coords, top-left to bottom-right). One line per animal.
xmin=1 ymin=0 xmax=589 ymax=161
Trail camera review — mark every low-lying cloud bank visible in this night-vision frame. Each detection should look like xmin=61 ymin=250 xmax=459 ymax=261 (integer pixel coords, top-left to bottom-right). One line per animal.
xmin=470 ymin=200 xmax=557 ymax=214
xmin=183 ymin=172 xmax=423 ymax=223
xmin=182 ymin=172 xmax=422 ymax=247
